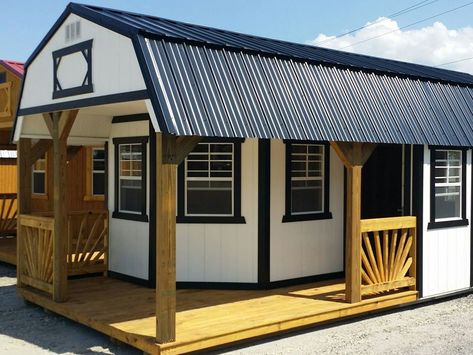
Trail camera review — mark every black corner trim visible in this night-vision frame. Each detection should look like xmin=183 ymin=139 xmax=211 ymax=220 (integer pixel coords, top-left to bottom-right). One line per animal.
xmin=112 ymin=211 xmax=149 ymax=222
xmin=176 ymin=216 xmax=246 ymax=224
xmin=427 ymin=219 xmax=469 ymax=230
xmin=113 ymin=136 xmax=148 ymax=221
xmin=148 ymin=123 xmax=156 ymax=288
xmin=52 ymin=39 xmax=93 ymax=99
xmin=18 ymin=90 xmax=149 ymax=116
xmin=258 ymin=139 xmax=271 ymax=287
xmin=112 ymin=113 xmax=150 ymax=123
xmin=282 ymin=211 xmax=333 ymax=223
xmin=412 ymin=145 xmax=424 ymax=298
xmin=108 ymin=270 xmax=153 ymax=288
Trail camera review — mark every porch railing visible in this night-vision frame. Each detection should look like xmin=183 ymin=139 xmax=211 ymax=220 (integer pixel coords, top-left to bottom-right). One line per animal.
xmin=18 ymin=214 xmax=54 ymax=294
xmin=0 ymin=193 xmax=17 ymax=237
xmin=360 ymin=216 xmax=416 ymax=295
xmin=18 ymin=210 xmax=108 ymax=297
xmin=67 ymin=211 xmax=108 ymax=276
xmin=0 ymin=81 xmax=12 ymax=118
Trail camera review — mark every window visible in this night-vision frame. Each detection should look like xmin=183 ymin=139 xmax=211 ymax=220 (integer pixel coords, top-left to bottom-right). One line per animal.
xmin=112 ymin=137 xmax=148 ymax=222
xmin=428 ymin=148 xmax=468 ymax=229
xmin=0 ymin=72 xmax=6 ymax=84
xmin=85 ymin=147 xmax=106 ymax=201
xmin=283 ymin=142 xmax=331 ymax=222
xmin=32 ymin=154 xmax=47 ymax=195
xmin=177 ymin=140 xmax=245 ymax=223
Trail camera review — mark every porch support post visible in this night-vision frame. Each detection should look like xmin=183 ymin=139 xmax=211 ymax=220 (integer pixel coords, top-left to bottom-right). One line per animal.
xmin=46 ymin=110 xmax=77 ymax=302
xmin=17 ymin=137 xmax=32 ymax=288
xmin=331 ymin=141 xmax=376 ymax=303
xmin=155 ymin=133 xmax=177 ymax=343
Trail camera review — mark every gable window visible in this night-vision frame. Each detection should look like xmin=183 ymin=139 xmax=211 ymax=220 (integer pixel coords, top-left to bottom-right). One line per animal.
xmin=177 ymin=140 xmax=245 ymax=224
xmin=283 ymin=142 xmax=332 ymax=222
xmin=428 ymin=147 xmax=468 ymax=229
xmin=0 ymin=72 xmax=6 ymax=83
xmin=84 ymin=146 xmax=106 ymax=201
xmin=32 ymin=153 xmax=47 ymax=196
xmin=112 ymin=137 xmax=148 ymax=222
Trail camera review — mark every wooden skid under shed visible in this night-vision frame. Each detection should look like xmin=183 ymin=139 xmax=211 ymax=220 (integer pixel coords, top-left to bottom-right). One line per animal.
xmin=19 ymin=277 xmax=417 ymax=354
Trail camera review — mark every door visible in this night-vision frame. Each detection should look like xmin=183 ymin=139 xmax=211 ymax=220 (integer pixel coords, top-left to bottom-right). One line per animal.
xmin=361 ymin=145 xmax=404 ymax=219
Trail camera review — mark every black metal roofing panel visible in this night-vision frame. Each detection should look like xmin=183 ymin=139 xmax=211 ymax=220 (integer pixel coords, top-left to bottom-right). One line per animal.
xmin=140 ymin=37 xmax=473 ymax=146
xmin=77 ymin=3 xmax=473 ymax=87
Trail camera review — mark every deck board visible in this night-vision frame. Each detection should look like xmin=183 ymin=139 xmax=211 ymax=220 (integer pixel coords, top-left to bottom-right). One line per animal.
xmin=0 ymin=236 xmax=16 ymax=265
xmin=19 ymin=277 xmax=417 ymax=354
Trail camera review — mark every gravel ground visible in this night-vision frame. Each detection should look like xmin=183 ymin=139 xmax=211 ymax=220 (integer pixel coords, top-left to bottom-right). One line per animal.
xmin=2 ymin=262 xmax=473 ymax=354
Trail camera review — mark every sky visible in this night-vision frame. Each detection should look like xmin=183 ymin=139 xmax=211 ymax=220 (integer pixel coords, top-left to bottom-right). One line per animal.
xmin=2 ymin=0 xmax=473 ymax=73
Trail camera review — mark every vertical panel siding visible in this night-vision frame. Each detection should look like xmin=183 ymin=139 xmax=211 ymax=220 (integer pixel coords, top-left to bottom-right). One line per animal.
xmin=422 ymin=146 xmax=471 ymax=297
xmin=176 ymin=139 xmax=258 ymax=283
xmin=269 ymin=140 xmax=344 ymax=281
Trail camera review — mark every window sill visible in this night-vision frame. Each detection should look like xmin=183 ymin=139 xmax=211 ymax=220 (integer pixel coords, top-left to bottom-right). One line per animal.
xmin=32 ymin=194 xmax=48 ymax=200
xmin=427 ymin=218 xmax=469 ymax=230
xmin=84 ymin=195 xmax=105 ymax=202
xmin=282 ymin=211 xmax=333 ymax=223
xmin=177 ymin=215 xmax=246 ymax=224
xmin=112 ymin=211 xmax=149 ymax=222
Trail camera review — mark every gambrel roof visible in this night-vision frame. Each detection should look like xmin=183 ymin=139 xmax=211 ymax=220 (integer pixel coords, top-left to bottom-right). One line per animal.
xmin=17 ymin=3 xmax=473 ymax=146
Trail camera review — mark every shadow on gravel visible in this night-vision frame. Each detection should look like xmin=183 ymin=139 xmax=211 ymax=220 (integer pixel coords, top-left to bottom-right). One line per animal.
xmin=0 ymin=263 xmax=140 ymax=355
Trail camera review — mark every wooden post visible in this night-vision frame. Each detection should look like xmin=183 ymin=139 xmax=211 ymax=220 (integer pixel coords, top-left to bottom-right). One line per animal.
xmin=51 ymin=112 xmax=68 ymax=302
xmin=331 ymin=141 xmax=376 ymax=303
xmin=17 ymin=138 xmax=32 ymax=289
xmin=44 ymin=110 xmax=77 ymax=302
xmin=155 ymin=134 xmax=200 ymax=343
xmin=156 ymin=133 xmax=177 ymax=343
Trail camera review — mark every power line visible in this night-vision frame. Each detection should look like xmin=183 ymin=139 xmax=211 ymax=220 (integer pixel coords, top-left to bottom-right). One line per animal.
xmin=436 ymin=56 xmax=473 ymax=67
xmin=337 ymin=1 xmax=473 ymax=50
xmin=313 ymin=0 xmax=438 ymax=46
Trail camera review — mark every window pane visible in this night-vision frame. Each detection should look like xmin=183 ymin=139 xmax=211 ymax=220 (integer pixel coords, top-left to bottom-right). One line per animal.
xmin=290 ymin=144 xmax=325 ymax=214
xmin=93 ymin=172 xmax=105 ymax=195
xmin=435 ymin=186 xmax=461 ymax=219
xmin=187 ymin=189 xmax=232 ymax=215
xmin=93 ymin=149 xmax=105 ymax=160
xmin=185 ymin=142 xmax=234 ymax=215
xmin=33 ymin=172 xmax=46 ymax=194
xmin=93 ymin=160 xmax=105 ymax=171
xmin=434 ymin=149 xmax=462 ymax=220
xmin=120 ymin=179 xmax=142 ymax=213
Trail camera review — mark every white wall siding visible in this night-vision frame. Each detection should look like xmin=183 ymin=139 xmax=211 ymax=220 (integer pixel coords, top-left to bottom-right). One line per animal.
xmin=422 ymin=146 xmax=471 ymax=297
xmin=176 ymin=138 xmax=259 ymax=283
xmin=269 ymin=140 xmax=344 ymax=282
xmin=20 ymin=13 xmax=146 ymax=110
xmin=108 ymin=121 xmax=150 ymax=280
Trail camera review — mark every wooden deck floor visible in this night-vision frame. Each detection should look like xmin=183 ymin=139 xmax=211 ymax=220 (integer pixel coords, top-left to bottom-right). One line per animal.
xmin=0 ymin=236 xmax=16 ymax=265
xmin=19 ymin=277 xmax=417 ymax=354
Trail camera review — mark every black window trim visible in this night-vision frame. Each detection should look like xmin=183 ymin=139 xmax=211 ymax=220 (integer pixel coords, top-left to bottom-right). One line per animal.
xmin=112 ymin=136 xmax=149 ymax=223
xmin=428 ymin=145 xmax=469 ymax=230
xmin=177 ymin=138 xmax=246 ymax=224
xmin=282 ymin=140 xmax=332 ymax=223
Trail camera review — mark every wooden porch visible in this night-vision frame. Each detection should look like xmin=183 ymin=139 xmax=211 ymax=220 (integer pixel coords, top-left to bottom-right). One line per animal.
xmin=19 ymin=276 xmax=417 ymax=355
xmin=0 ymin=193 xmax=17 ymax=265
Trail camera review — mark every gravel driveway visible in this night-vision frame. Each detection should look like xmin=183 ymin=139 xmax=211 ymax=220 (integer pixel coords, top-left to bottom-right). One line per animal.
xmin=2 ymin=263 xmax=473 ymax=354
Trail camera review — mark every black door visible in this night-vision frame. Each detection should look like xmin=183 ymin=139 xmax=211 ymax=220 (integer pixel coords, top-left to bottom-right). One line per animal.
xmin=361 ymin=145 xmax=404 ymax=219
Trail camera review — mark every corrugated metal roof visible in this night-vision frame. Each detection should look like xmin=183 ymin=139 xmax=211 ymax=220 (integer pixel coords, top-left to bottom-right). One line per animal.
xmin=139 ymin=37 xmax=473 ymax=146
xmin=77 ymin=3 xmax=473 ymax=86
xmin=0 ymin=60 xmax=24 ymax=77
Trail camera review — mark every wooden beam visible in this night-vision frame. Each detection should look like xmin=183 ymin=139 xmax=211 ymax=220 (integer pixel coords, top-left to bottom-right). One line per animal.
xmin=52 ymin=112 xmax=68 ymax=302
xmin=31 ymin=139 xmax=52 ymax=163
xmin=175 ymin=136 xmax=201 ymax=164
xmin=330 ymin=141 xmax=376 ymax=304
xmin=155 ymin=132 xmax=177 ymax=343
xmin=59 ymin=110 xmax=78 ymax=141
xmin=42 ymin=113 xmax=53 ymax=137
xmin=17 ymin=138 xmax=32 ymax=289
